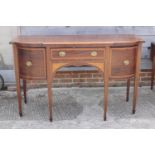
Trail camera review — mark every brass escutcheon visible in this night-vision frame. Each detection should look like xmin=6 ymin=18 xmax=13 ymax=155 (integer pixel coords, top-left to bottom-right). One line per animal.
xmin=26 ymin=61 xmax=32 ymax=67
xmin=123 ymin=60 xmax=130 ymax=65
xmin=91 ymin=51 xmax=97 ymax=57
xmin=59 ymin=51 xmax=66 ymax=57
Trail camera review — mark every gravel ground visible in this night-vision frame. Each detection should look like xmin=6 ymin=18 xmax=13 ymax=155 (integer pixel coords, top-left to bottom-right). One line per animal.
xmin=0 ymin=87 xmax=155 ymax=129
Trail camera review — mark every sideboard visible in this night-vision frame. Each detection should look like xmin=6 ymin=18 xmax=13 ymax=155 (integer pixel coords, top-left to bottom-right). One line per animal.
xmin=10 ymin=35 xmax=144 ymax=121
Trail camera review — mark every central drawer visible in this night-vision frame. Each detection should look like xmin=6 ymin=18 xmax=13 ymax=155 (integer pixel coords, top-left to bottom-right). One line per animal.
xmin=51 ymin=48 xmax=105 ymax=60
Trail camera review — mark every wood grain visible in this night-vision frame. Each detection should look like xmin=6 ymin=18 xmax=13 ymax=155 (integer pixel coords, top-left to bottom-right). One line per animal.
xmin=18 ymin=47 xmax=47 ymax=80
xmin=110 ymin=46 xmax=137 ymax=78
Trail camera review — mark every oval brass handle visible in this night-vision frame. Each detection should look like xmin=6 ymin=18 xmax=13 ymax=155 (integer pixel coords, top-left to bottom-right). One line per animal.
xmin=26 ymin=61 xmax=32 ymax=67
xmin=59 ymin=51 xmax=66 ymax=57
xmin=91 ymin=51 xmax=97 ymax=57
xmin=123 ymin=60 xmax=130 ymax=66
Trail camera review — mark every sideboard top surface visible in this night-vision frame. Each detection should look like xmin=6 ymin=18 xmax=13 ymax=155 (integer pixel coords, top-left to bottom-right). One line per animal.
xmin=10 ymin=35 xmax=144 ymax=46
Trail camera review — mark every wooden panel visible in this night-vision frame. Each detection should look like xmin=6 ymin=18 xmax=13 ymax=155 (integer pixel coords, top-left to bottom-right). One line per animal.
xmin=110 ymin=46 xmax=137 ymax=77
xmin=51 ymin=48 xmax=105 ymax=60
xmin=18 ymin=48 xmax=47 ymax=79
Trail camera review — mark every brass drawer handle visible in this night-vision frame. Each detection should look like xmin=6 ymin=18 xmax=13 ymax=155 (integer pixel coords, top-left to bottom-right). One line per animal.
xmin=26 ymin=61 xmax=32 ymax=67
xmin=59 ymin=51 xmax=66 ymax=57
xmin=123 ymin=60 xmax=130 ymax=66
xmin=91 ymin=51 xmax=97 ymax=57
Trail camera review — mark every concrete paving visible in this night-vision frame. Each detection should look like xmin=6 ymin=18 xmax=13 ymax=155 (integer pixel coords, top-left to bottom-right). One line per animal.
xmin=0 ymin=87 xmax=155 ymax=128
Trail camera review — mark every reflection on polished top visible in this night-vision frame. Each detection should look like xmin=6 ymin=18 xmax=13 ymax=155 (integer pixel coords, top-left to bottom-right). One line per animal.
xmin=10 ymin=35 xmax=144 ymax=45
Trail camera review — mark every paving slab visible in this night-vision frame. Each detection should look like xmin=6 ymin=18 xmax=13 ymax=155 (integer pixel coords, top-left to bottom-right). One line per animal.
xmin=0 ymin=87 xmax=155 ymax=129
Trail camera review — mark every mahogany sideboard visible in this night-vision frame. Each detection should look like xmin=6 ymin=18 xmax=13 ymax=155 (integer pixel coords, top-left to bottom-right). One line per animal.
xmin=10 ymin=35 xmax=144 ymax=122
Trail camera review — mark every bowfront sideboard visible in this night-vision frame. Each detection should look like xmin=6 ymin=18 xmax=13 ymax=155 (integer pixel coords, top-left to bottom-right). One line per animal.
xmin=10 ymin=35 xmax=144 ymax=121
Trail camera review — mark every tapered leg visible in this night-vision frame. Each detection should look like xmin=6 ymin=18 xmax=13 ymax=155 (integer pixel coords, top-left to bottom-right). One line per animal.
xmin=16 ymin=79 xmax=22 ymax=116
xmin=46 ymin=47 xmax=53 ymax=122
xmin=13 ymin=45 xmax=23 ymax=117
xmin=151 ymin=56 xmax=155 ymax=90
xmin=132 ymin=77 xmax=139 ymax=114
xmin=132 ymin=43 xmax=142 ymax=114
xmin=23 ymin=79 xmax=27 ymax=104
xmin=126 ymin=79 xmax=130 ymax=102
xmin=47 ymin=77 xmax=53 ymax=122
xmin=103 ymin=47 xmax=109 ymax=121
xmin=104 ymin=76 xmax=109 ymax=121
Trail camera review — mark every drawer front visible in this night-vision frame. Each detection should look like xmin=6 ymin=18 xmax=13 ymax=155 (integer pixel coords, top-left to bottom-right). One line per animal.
xmin=18 ymin=48 xmax=46 ymax=79
xmin=51 ymin=48 xmax=105 ymax=60
xmin=110 ymin=47 xmax=137 ymax=77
